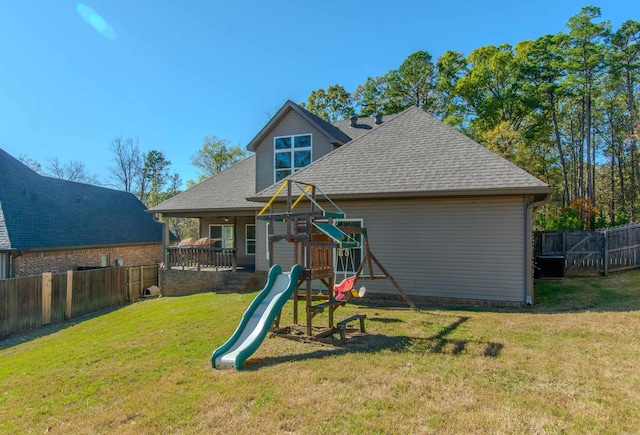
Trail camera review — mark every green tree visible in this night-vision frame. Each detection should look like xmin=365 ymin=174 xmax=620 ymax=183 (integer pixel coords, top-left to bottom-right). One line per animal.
xmin=609 ymin=19 xmax=640 ymax=218
xmin=353 ymin=76 xmax=387 ymax=117
xmin=456 ymin=44 xmax=531 ymax=139
xmin=385 ymin=50 xmax=437 ymax=113
xmin=140 ymin=150 xmax=171 ymax=207
xmin=303 ymin=84 xmax=355 ymax=122
xmin=433 ymin=50 xmax=468 ymax=128
xmin=563 ymin=6 xmax=611 ymax=204
xmin=190 ymin=135 xmax=247 ymax=182
xmin=518 ymin=34 xmax=571 ymax=206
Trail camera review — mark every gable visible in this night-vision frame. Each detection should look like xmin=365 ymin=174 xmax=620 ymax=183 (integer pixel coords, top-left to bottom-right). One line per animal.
xmin=254 ymin=107 xmax=337 ymax=192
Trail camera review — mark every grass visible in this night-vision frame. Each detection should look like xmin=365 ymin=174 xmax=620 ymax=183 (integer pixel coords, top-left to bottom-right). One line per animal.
xmin=2 ymin=272 xmax=640 ymax=433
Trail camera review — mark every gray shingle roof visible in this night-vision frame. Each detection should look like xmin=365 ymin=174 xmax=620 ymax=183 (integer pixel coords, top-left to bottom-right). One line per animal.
xmin=149 ymin=155 xmax=262 ymax=214
xmin=0 ymin=148 xmax=164 ymax=250
xmin=331 ymin=114 xmax=399 ymax=141
xmin=254 ymin=106 xmax=552 ymax=200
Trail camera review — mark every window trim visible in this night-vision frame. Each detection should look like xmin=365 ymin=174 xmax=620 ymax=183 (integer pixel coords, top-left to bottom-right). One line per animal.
xmin=209 ymin=224 xmax=235 ymax=249
xmin=273 ymin=133 xmax=312 ymax=183
xmin=245 ymin=224 xmax=256 ymax=256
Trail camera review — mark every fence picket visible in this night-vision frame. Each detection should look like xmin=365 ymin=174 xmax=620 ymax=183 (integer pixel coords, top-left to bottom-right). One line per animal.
xmin=535 ymin=223 xmax=640 ymax=275
xmin=1 ymin=265 xmax=158 ymax=339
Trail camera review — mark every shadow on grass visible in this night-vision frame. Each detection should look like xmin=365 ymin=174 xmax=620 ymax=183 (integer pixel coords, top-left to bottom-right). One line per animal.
xmin=244 ymin=314 xmax=503 ymax=371
xmin=0 ymin=305 xmax=127 ymax=351
xmin=367 ymin=317 xmax=403 ymax=323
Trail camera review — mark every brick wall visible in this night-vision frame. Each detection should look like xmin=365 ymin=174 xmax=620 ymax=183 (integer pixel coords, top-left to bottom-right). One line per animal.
xmin=14 ymin=244 xmax=162 ymax=277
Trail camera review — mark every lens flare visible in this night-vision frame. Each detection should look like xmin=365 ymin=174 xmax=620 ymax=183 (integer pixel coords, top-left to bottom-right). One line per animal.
xmin=76 ymin=3 xmax=116 ymax=40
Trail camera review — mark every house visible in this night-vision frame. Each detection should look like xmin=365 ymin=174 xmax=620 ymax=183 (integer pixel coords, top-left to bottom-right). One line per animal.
xmin=0 ymin=148 xmax=165 ymax=278
xmin=150 ymin=101 xmax=552 ymax=305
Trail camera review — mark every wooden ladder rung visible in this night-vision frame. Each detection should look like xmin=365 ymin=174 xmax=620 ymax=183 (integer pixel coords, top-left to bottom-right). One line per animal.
xmin=308 ymin=299 xmax=345 ymax=313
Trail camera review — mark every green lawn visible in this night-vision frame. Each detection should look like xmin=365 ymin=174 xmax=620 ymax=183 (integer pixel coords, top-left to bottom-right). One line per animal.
xmin=2 ymin=272 xmax=640 ymax=434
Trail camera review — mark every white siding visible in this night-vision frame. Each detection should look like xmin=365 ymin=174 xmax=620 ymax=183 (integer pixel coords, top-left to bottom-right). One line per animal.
xmin=254 ymin=109 xmax=334 ymax=193
xmin=257 ymin=196 xmax=527 ymax=303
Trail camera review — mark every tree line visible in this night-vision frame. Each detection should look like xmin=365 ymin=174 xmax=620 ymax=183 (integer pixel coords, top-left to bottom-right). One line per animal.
xmin=19 ymin=135 xmax=247 ymax=239
xmin=301 ymin=6 xmax=639 ymax=230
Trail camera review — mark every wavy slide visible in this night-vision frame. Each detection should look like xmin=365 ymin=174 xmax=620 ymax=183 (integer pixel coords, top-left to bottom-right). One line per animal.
xmin=212 ymin=264 xmax=303 ymax=370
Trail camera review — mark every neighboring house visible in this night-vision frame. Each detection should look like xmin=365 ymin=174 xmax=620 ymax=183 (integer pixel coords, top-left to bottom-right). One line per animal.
xmin=0 ymin=148 xmax=165 ymax=278
xmin=150 ymin=101 xmax=553 ymax=305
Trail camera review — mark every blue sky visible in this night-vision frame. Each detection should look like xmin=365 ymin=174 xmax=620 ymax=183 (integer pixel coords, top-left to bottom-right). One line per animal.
xmin=1 ymin=0 xmax=638 ymax=188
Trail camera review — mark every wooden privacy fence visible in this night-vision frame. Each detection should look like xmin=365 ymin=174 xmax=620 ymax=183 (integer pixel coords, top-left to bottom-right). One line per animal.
xmin=127 ymin=265 xmax=159 ymax=300
xmin=1 ymin=265 xmax=159 ymax=339
xmin=535 ymin=223 xmax=640 ymax=275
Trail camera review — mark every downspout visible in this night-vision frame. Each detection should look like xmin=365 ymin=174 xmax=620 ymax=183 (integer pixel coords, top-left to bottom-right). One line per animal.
xmin=10 ymin=251 xmax=23 ymax=279
xmin=525 ymin=193 xmax=552 ymax=305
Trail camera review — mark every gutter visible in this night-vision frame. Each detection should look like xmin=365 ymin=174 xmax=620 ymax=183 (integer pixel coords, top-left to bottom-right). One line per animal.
xmin=248 ymin=186 xmax=555 ymax=203
xmin=525 ymin=193 xmax=552 ymax=305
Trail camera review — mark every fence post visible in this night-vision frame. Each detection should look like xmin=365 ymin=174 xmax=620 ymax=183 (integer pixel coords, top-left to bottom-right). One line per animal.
xmin=66 ymin=270 xmax=73 ymax=319
xmin=603 ymin=230 xmax=609 ymax=276
xmin=42 ymin=272 xmax=52 ymax=325
xmin=139 ymin=265 xmax=144 ymax=297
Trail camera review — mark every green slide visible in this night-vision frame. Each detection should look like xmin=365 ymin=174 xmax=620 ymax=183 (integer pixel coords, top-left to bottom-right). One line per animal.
xmin=312 ymin=222 xmax=360 ymax=249
xmin=211 ymin=264 xmax=302 ymax=370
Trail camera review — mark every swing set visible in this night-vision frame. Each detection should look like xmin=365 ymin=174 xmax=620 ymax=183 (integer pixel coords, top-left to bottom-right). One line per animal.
xmin=258 ymin=180 xmax=417 ymax=339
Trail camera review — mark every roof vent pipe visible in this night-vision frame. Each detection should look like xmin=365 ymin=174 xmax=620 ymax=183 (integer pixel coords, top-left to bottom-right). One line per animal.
xmin=374 ymin=113 xmax=383 ymax=124
xmin=350 ymin=116 xmax=358 ymax=127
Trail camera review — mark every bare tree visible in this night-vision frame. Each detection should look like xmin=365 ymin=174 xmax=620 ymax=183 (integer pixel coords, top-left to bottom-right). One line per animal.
xmin=108 ymin=136 xmax=141 ymax=192
xmin=18 ymin=154 xmax=44 ymax=174
xmin=46 ymin=157 xmax=100 ymax=184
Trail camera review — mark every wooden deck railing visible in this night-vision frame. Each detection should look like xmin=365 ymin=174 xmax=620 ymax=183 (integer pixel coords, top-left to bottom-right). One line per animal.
xmin=165 ymin=247 xmax=237 ymax=271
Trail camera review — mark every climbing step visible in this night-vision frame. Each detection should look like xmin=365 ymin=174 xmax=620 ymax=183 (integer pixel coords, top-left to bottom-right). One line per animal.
xmin=337 ymin=314 xmax=366 ymax=340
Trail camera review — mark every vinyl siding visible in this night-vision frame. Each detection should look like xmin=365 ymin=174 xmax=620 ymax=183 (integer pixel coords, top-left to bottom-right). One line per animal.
xmin=201 ymin=216 xmax=256 ymax=266
xmin=254 ymin=109 xmax=335 ymax=193
xmin=256 ymin=196 xmax=527 ymax=303
xmin=342 ymin=196 xmax=527 ymax=303
xmin=256 ymin=218 xmax=295 ymax=272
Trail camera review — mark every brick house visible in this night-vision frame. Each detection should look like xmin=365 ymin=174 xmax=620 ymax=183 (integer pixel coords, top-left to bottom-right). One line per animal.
xmin=0 ymin=148 xmax=165 ymax=278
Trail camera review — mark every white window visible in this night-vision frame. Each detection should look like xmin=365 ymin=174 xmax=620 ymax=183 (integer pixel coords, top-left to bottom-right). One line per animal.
xmin=334 ymin=219 xmax=363 ymax=274
xmin=209 ymin=225 xmax=234 ymax=248
xmin=274 ymin=134 xmax=312 ymax=182
xmin=246 ymin=224 xmax=256 ymax=255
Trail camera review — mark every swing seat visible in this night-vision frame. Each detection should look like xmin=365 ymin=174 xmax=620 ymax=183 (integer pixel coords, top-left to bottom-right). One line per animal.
xmin=334 ymin=276 xmax=357 ymax=293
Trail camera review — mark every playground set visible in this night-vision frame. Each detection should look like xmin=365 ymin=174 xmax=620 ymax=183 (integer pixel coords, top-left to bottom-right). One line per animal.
xmin=212 ymin=180 xmax=416 ymax=369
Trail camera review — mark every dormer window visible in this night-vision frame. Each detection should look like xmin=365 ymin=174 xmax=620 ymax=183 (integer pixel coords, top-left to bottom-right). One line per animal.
xmin=274 ymin=134 xmax=312 ymax=182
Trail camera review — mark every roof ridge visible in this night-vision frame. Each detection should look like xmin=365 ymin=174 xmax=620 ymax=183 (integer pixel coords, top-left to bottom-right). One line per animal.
xmin=254 ymin=106 xmax=418 ymax=196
